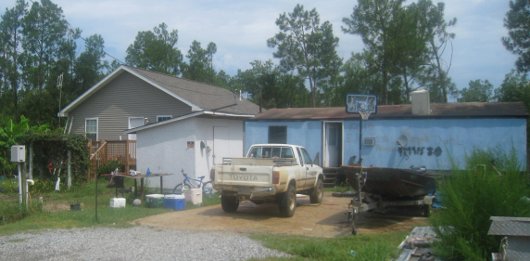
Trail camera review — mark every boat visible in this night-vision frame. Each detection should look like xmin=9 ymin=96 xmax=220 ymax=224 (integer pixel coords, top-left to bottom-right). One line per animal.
xmin=340 ymin=165 xmax=436 ymax=199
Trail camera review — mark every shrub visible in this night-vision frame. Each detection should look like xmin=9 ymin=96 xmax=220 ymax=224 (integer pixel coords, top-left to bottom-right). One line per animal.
xmin=430 ymin=149 xmax=530 ymax=260
xmin=96 ymin=160 xmax=124 ymax=175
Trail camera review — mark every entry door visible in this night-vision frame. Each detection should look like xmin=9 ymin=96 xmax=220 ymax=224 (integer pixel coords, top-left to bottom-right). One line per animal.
xmin=323 ymin=122 xmax=342 ymax=167
xmin=212 ymin=126 xmax=240 ymax=165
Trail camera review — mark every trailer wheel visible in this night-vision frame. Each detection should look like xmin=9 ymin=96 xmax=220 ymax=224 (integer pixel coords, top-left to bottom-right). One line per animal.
xmin=279 ymin=183 xmax=296 ymax=217
xmin=221 ymin=193 xmax=239 ymax=213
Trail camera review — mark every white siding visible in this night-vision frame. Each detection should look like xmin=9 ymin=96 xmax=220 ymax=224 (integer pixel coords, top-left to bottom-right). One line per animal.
xmin=136 ymin=117 xmax=245 ymax=190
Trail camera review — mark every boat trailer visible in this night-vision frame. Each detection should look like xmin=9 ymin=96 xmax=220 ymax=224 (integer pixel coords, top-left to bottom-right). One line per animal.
xmin=340 ymin=166 xmax=435 ymax=235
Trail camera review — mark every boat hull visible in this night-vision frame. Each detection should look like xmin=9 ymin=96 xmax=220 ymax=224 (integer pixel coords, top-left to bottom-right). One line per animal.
xmin=341 ymin=166 xmax=436 ymax=199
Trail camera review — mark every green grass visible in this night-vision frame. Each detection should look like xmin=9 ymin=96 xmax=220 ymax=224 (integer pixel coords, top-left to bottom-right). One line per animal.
xmin=2 ymin=180 xmax=404 ymax=260
xmin=0 ymin=178 xmax=220 ymax=235
xmin=251 ymin=232 xmax=406 ymax=261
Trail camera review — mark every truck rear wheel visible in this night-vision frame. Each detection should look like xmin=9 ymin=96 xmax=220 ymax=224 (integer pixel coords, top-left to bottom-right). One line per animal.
xmin=221 ymin=193 xmax=239 ymax=213
xmin=309 ymin=178 xmax=324 ymax=204
xmin=279 ymin=183 xmax=296 ymax=217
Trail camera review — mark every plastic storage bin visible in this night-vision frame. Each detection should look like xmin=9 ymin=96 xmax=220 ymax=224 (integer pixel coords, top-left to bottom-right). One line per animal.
xmin=163 ymin=194 xmax=185 ymax=210
xmin=110 ymin=197 xmax=126 ymax=208
xmin=145 ymin=194 xmax=164 ymax=208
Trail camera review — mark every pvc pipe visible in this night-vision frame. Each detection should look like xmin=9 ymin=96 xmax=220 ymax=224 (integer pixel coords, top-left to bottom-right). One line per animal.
xmin=26 ymin=179 xmax=34 ymax=208
xmin=18 ymin=164 xmax=22 ymax=205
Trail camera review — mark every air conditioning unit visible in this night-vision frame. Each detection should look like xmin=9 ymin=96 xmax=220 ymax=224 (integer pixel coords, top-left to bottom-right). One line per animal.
xmin=363 ymin=137 xmax=376 ymax=146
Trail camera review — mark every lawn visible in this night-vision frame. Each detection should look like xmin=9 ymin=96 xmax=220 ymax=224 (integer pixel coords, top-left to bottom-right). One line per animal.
xmin=1 ymin=179 xmax=407 ymax=260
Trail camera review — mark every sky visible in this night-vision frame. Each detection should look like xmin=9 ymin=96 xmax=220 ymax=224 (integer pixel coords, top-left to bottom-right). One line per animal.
xmin=0 ymin=0 xmax=519 ymax=92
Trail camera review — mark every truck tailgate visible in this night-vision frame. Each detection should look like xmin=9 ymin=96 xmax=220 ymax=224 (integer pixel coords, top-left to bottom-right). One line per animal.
xmin=217 ymin=163 xmax=273 ymax=187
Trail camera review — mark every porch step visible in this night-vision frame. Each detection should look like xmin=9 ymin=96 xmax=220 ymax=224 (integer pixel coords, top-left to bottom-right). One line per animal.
xmin=323 ymin=167 xmax=341 ymax=188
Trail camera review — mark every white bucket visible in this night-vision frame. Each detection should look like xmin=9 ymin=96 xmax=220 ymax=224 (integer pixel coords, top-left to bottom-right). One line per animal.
xmin=184 ymin=188 xmax=202 ymax=205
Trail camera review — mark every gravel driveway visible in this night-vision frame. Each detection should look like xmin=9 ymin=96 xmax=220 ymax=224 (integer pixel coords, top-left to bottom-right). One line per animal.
xmin=0 ymin=226 xmax=288 ymax=261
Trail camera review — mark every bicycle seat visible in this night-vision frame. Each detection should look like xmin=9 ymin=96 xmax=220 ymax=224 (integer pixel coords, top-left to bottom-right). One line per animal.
xmin=198 ymin=176 xmax=205 ymax=179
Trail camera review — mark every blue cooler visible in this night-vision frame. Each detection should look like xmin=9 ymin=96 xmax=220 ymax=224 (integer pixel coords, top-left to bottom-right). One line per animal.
xmin=163 ymin=194 xmax=185 ymax=210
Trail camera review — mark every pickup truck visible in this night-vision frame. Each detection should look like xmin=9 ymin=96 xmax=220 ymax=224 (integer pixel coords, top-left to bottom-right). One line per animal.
xmin=211 ymin=144 xmax=324 ymax=217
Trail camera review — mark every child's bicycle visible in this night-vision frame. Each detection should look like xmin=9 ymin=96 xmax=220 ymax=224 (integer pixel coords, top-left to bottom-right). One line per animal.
xmin=172 ymin=169 xmax=213 ymax=195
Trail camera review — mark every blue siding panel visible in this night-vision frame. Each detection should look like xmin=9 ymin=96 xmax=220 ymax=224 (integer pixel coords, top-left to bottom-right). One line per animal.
xmin=245 ymin=117 xmax=527 ymax=171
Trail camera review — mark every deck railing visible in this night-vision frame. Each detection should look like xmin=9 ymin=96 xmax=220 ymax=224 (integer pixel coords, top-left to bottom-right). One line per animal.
xmin=88 ymin=140 xmax=136 ymax=180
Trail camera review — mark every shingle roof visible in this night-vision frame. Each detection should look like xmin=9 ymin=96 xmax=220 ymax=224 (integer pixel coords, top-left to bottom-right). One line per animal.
xmin=58 ymin=66 xmax=259 ymax=117
xmin=253 ymin=102 xmax=528 ymax=120
xmin=128 ymin=66 xmax=259 ymax=115
xmin=488 ymin=216 xmax=530 ymax=236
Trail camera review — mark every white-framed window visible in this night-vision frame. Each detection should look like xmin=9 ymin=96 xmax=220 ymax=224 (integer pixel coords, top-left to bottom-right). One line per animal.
xmin=85 ymin=118 xmax=98 ymax=141
xmin=128 ymin=117 xmax=145 ymax=140
xmin=128 ymin=117 xmax=145 ymax=129
xmin=157 ymin=115 xmax=172 ymax=122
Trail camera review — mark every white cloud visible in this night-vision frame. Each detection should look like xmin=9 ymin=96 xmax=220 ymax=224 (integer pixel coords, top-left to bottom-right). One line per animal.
xmin=0 ymin=0 xmax=518 ymax=89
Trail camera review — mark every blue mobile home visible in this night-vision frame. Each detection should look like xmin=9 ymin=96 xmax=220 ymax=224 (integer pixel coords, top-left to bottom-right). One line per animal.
xmin=244 ymin=100 xmax=527 ymax=171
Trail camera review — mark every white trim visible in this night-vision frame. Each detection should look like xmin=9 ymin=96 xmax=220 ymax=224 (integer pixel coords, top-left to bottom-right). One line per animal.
xmin=58 ymin=65 xmax=202 ymax=117
xmin=156 ymin=115 xmax=173 ymax=122
xmin=85 ymin=117 xmax=98 ymax=141
xmin=125 ymin=110 xmax=255 ymax=134
xmin=120 ymin=66 xmax=201 ymax=111
xmin=322 ymin=121 xmax=344 ymax=167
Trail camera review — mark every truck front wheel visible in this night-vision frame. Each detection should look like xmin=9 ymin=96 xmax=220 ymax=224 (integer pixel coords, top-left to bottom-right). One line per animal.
xmin=279 ymin=183 xmax=296 ymax=217
xmin=221 ymin=193 xmax=239 ymax=213
xmin=310 ymin=178 xmax=324 ymax=204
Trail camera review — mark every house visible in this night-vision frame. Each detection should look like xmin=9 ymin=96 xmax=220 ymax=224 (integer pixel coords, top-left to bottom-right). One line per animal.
xmin=59 ymin=65 xmax=260 ymax=185
xmin=244 ymin=91 xmax=527 ymax=172
xmin=488 ymin=216 xmax=530 ymax=260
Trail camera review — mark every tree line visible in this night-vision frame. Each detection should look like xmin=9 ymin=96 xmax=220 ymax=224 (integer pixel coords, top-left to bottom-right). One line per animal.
xmin=1 ymin=0 xmax=529 ymax=129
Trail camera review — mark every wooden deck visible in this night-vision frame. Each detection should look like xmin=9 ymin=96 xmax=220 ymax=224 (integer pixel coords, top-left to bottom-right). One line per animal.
xmin=88 ymin=140 xmax=136 ymax=180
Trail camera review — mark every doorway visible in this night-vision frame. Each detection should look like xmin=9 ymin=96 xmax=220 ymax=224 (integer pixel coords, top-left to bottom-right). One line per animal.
xmin=323 ymin=122 xmax=343 ymax=167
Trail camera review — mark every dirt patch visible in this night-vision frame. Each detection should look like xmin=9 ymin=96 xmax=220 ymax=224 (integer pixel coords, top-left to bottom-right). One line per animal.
xmin=134 ymin=192 xmax=428 ymax=238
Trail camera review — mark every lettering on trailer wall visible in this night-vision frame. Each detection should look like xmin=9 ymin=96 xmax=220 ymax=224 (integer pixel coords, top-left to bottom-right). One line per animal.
xmin=397 ymin=146 xmax=442 ymax=158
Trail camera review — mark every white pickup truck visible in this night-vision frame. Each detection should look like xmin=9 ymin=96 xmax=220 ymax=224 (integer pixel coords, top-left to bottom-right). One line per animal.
xmin=211 ymin=144 xmax=324 ymax=217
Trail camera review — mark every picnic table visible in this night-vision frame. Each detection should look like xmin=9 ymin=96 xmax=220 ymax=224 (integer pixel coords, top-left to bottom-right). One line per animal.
xmin=104 ymin=172 xmax=172 ymax=198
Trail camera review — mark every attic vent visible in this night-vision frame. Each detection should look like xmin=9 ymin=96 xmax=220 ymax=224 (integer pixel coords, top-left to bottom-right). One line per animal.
xmin=411 ymin=89 xmax=431 ymax=115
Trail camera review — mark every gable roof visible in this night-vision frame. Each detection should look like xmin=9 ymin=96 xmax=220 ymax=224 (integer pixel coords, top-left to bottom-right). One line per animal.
xmin=252 ymin=102 xmax=528 ymax=120
xmin=58 ymin=65 xmax=259 ymax=117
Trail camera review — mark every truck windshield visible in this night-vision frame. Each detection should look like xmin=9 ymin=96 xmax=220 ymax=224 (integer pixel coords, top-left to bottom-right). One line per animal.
xmin=248 ymin=146 xmax=294 ymax=159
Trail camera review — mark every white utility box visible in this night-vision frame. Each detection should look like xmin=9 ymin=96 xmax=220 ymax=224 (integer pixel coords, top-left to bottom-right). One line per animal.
xmin=11 ymin=145 xmax=26 ymax=163
xmin=109 ymin=197 xmax=126 ymax=208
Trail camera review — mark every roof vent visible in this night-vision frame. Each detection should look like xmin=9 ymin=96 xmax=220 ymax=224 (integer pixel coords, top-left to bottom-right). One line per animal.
xmin=411 ymin=89 xmax=430 ymax=115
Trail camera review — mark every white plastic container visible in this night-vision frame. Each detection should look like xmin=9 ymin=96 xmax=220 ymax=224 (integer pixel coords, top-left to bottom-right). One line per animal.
xmin=184 ymin=188 xmax=202 ymax=205
xmin=110 ymin=197 xmax=126 ymax=208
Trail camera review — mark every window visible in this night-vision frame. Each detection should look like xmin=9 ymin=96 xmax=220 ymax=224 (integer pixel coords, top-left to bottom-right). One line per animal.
xmin=268 ymin=126 xmax=287 ymax=144
xmin=298 ymin=147 xmax=313 ymax=165
xmin=128 ymin=117 xmax=145 ymax=129
xmin=85 ymin=118 xmax=98 ymax=141
xmin=157 ymin=115 xmax=172 ymax=122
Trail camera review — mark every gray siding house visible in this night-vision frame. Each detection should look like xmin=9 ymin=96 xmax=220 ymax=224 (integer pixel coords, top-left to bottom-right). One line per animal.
xmin=58 ymin=65 xmax=259 ymax=141
xmin=58 ymin=66 xmax=259 ymax=177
